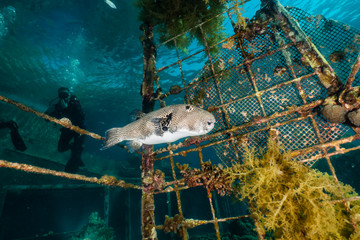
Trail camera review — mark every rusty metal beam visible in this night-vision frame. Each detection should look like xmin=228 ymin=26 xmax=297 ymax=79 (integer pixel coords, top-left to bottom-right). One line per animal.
xmin=140 ymin=22 xmax=158 ymax=240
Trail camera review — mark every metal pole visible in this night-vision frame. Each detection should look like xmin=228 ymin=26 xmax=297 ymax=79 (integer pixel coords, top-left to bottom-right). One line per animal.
xmin=140 ymin=22 xmax=158 ymax=240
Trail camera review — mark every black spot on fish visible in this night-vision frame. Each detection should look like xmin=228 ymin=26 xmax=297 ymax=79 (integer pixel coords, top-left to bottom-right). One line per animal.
xmin=185 ymin=105 xmax=194 ymax=112
xmin=152 ymin=113 xmax=173 ymax=136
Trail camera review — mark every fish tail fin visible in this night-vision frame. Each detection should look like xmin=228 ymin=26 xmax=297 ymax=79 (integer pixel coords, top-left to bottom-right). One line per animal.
xmin=101 ymin=127 xmax=124 ymax=150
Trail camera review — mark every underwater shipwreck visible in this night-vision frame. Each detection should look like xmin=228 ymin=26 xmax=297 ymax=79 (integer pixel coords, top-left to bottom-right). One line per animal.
xmin=1 ymin=0 xmax=360 ymax=239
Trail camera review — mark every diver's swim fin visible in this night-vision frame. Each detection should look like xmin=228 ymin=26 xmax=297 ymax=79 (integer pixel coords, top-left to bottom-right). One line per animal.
xmin=10 ymin=125 xmax=27 ymax=152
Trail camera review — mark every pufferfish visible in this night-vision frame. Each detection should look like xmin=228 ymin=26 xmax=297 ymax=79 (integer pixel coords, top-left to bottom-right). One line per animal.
xmin=102 ymin=104 xmax=216 ymax=152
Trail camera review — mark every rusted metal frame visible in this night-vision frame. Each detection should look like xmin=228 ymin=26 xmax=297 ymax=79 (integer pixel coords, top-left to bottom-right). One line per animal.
xmin=156 ymin=140 xmax=360 ymax=196
xmin=157 ymin=31 xmax=242 ymax=73
xmin=262 ymin=0 xmax=343 ymax=94
xmin=199 ymin=24 xmax=232 ymax=128
xmin=199 ymin=22 xmax=242 ymax=163
xmin=169 ymin=152 xmax=188 ymax=239
xmin=141 ymin=146 xmax=157 ymax=240
xmin=154 ymin=99 xmax=324 ymax=158
xmin=273 ymin=10 xmax=358 ymax=221
xmin=293 ymin=72 xmax=336 ymax=178
xmin=212 ymin=72 xmax=316 ymax=111
xmin=155 ymin=1 xmax=252 ymax=49
xmin=196 ymin=147 xmax=221 ymax=240
xmin=0 ymin=95 xmax=104 ymax=141
xmin=140 ymin=22 xmax=158 ymax=240
xmin=226 ymin=2 xmax=239 ymax=29
xmin=339 ymin=52 xmax=360 ymax=111
xmin=274 ymin=23 xmax=331 ymax=172
xmin=287 ymin=54 xmax=345 ymax=206
xmin=299 ymin=143 xmax=360 ymax=164
xmin=199 ymin=16 xmax=245 ymax=163
xmin=156 ymin=112 xmax=315 ymax=162
xmin=155 ymin=214 xmax=250 ymax=231
xmin=267 ymin=3 xmax=356 ymax=225
xmin=174 ymin=39 xmax=191 ymax=105
xmin=156 ymin=41 xmax=295 ymax=104
xmin=206 ymin=188 xmax=221 ymax=240
xmin=228 ymin=9 xmax=271 ymax=166
xmin=157 ymin=48 xmax=204 ymax=73
xmin=292 ymin=133 xmax=360 ymax=159
xmin=141 ymin=23 xmax=157 ymax=114
xmin=331 ymin=196 xmax=360 ymax=204
xmin=344 ymin=51 xmax=360 ymax=90
xmin=0 ymin=159 xmax=141 ymax=189
xmin=154 ymin=177 xmax=187 ymax=193
xmin=154 ymin=185 xmax=190 ymax=195
xmin=233 ymin=34 xmax=268 ymax=122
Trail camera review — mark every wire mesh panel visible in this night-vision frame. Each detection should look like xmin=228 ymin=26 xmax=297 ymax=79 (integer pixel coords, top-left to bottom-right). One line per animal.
xmin=182 ymin=10 xmax=357 ymax=166
xmin=287 ymin=7 xmax=360 ymax=85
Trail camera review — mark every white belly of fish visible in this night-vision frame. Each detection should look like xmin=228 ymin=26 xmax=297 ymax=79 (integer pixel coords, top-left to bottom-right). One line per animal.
xmin=142 ymin=130 xmax=199 ymax=144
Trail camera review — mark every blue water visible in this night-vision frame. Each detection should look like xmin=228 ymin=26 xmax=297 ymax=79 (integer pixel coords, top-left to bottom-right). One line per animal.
xmin=0 ymin=1 xmax=360 ymax=239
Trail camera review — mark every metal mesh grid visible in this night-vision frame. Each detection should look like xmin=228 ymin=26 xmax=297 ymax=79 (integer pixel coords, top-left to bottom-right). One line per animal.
xmin=287 ymin=7 xmax=360 ymax=85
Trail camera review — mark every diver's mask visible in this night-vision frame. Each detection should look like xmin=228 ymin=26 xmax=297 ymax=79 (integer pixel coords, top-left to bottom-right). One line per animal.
xmin=58 ymin=87 xmax=71 ymax=109
xmin=59 ymin=91 xmax=70 ymax=100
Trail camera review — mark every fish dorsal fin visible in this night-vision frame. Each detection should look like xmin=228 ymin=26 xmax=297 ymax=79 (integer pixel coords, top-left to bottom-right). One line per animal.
xmin=151 ymin=112 xmax=173 ymax=136
xmin=129 ymin=109 xmax=146 ymax=122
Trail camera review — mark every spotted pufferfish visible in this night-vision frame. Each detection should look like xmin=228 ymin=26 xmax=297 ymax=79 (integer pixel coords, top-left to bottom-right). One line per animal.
xmin=102 ymin=104 xmax=216 ymax=152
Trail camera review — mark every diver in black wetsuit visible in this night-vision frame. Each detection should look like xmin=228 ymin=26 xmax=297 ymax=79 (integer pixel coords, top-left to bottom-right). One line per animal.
xmin=46 ymin=87 xmax=86 ymax=173
xmin=0 ymin=120 xmax=27 ymax=151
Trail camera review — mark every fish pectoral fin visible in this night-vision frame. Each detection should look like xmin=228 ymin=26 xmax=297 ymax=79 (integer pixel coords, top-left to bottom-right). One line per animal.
xmin=129 ymin=109 xmax=146 ymax=122
xmin=101 ymin=127 xmax=123 ymax=150
xmin=125 ymin=141 xmax=142 ymax=153
xmin=150 ymin=118 xmax=164 ymax=136
xmin=169 ymin=126 xmax=177 ymax=133
xmin=151 ymin=113 xmax=173 ymax=136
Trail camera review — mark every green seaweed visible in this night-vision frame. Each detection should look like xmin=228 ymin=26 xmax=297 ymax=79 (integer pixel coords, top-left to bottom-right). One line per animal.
xmin=226 ymin=140 xmax=360 ymax=239
xmin=176 ymin=139 xmax=360 ymax=238
xmin=134 ymin=0 xmax=229 ymax=53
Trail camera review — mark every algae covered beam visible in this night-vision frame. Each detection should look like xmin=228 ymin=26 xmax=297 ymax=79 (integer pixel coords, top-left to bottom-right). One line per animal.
xmin=0 ymin=95 xmax=104 ymax=141
xmin=140 ymin=23 xmax=157 ymax=114
xmin=345 ymin=51 xmax=360 ymax=90
xmin=140 ymin=22 xmax=158 ymax=240
xmin=0 ymin=159 xmax=141 ymax=189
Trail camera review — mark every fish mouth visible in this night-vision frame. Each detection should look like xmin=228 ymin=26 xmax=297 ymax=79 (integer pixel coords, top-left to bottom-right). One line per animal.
xmin=204 ymin=118 xmax=216 ymax=132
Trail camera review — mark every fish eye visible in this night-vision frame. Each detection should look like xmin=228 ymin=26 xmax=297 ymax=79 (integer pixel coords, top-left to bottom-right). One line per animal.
xmin=185 ymin=105 xmax=194 ymax=112
xmin=207 ymin=121 xmax=213 ymax=126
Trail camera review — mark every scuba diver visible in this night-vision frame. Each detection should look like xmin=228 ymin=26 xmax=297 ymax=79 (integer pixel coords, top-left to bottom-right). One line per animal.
xmin=46 ymin=87 xmax=86 ymax=173
xmin=0 ymin=120 xmax=27 ymax=151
